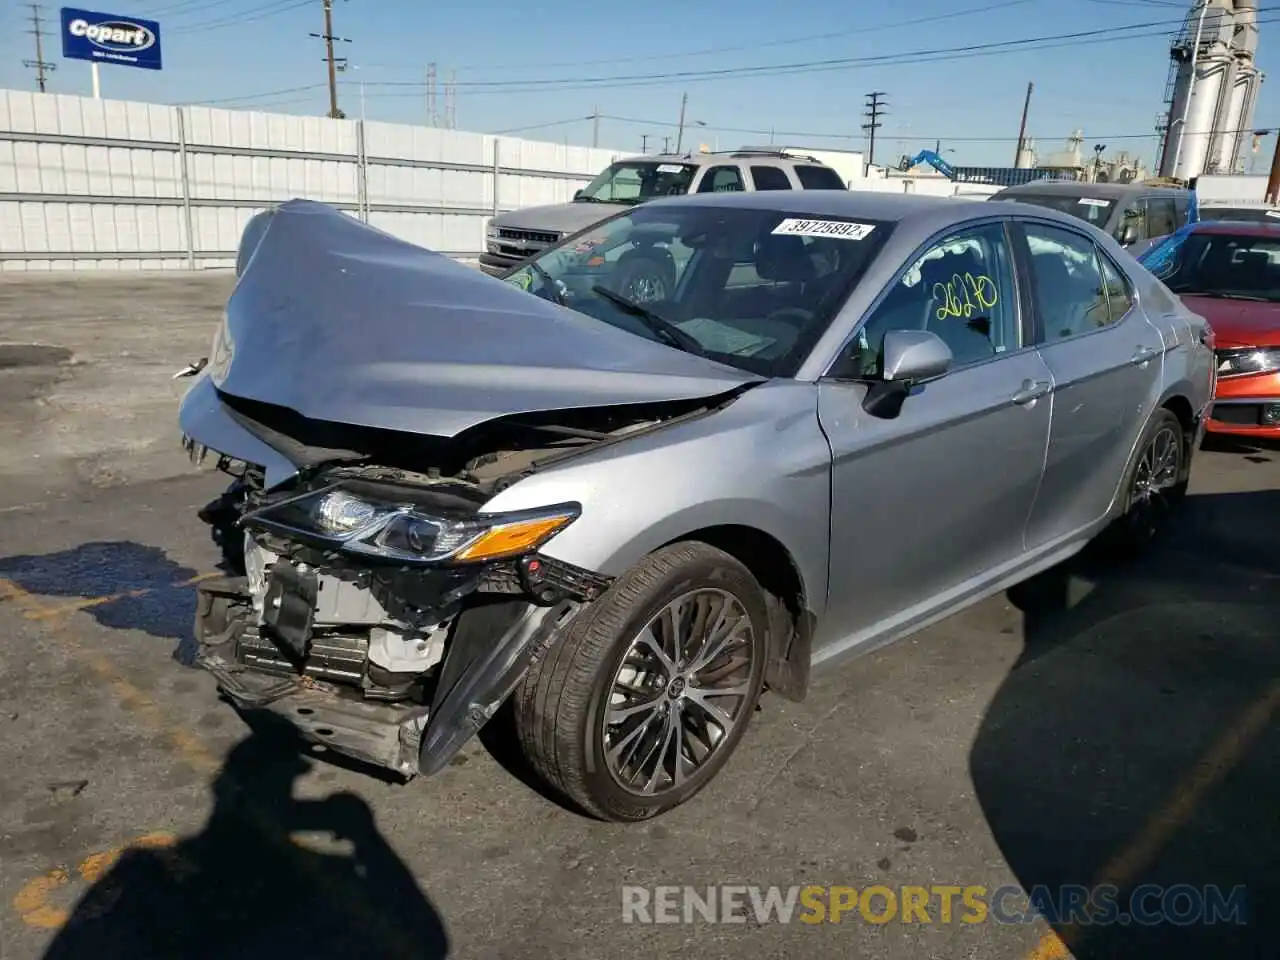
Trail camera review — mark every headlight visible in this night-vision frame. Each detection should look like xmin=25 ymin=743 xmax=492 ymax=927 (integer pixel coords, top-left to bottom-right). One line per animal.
xmin=243 ymin=483 xmax=579 ymax=565
xmin=207 ymin=311 xmax=234 ymax=385
xmin=485 ymin=219 xmax=498 ymax=238
xmin=1216 ymin=347 xmax=1280 ymax=378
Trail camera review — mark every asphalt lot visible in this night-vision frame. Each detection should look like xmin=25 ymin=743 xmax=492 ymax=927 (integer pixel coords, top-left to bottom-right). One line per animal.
xmin=0 ymin=275 xmax=1277 ymax=960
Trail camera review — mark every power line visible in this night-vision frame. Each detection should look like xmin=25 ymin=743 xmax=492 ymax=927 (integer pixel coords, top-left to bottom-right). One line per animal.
xmin=355 ymin=12 xmax=1214 ymax=93
xmin=196 ymin=10 xmax=1280 ymax=108
xmin=22 ymin=3 xmax=56 ymax=94
xmin=354 ymin=0 xmax=1039 ymax=73
xmin=168 ymin=0 xmax=313 ymax=36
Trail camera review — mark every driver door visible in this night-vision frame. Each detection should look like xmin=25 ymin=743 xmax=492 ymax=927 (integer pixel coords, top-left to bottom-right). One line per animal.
xmin=813 ymin=221 xmax=1054 ymax=661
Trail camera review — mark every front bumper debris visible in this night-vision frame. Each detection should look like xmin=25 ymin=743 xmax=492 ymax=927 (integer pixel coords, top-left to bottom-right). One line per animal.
xmin=183 ymin=572 xmax=590 ymax=778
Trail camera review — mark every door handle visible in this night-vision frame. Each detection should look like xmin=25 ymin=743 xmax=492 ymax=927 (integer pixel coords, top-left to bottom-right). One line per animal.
xmin=1012 ymin=379 xmax=1052 ymax=405
xmin=1130 ymin=345 xmax=1158 ymax=366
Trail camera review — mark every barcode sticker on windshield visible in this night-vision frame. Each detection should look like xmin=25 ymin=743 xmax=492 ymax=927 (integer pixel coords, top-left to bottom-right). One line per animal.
xmin=772 ymin=218 xmax=876 ymax=240
xmin=656 ymin=164 xmax=684 ymax=173
xmin=1078 ymin=198 xmax=1109 ymax=207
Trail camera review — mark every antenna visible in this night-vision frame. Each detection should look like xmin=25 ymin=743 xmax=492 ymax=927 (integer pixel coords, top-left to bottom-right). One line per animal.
xmin=23 ymin=4 xmax=56 ymax=93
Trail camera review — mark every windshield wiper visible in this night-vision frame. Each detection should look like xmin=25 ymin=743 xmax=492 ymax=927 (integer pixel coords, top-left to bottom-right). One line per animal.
xmin=590 ymin=285 xmax=707 ymax=357
xmin=526 ymin=261 xmax=567 ymax=305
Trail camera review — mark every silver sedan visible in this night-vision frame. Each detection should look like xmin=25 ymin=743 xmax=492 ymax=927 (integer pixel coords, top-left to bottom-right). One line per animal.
xmin=177 ymin=190 xmax=1215 ymax=822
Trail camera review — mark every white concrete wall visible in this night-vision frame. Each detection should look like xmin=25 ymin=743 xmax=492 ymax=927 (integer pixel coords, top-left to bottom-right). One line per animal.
xmin=0 ymin=89 xmax=622 ymax=271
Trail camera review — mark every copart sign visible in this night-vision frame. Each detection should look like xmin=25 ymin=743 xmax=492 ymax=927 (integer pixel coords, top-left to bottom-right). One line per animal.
xmin=60 ymin=7 xmax=163 ymax=70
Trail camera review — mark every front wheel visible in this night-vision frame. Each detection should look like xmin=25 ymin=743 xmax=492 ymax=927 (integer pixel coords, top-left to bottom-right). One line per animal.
xmin=513 ymin=542 xmax=769 ymax=822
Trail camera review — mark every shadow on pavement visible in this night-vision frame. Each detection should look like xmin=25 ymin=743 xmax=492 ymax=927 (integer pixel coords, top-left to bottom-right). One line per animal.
xmin=0 ymin=540 xmax=198 ymax=641
xmin=973 ymin=489 xmax=1280 ymax=958
xmin=41 ymin=710 xmax=450 ymax=960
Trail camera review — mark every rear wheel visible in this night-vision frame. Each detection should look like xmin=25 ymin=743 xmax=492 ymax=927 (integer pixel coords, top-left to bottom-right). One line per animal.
xmin=513 ymin=542 xmax=769 ymax=822
xmin=1105 ymin=408 xmax=1188 ymax=555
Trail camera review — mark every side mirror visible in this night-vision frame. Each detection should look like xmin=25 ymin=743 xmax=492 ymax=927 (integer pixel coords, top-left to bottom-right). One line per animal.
xmin=1118 ymin=222 xmax=1139 ymax=246
xmin=862 ymin=329 xmax=952 ymax=419
xmin=573 ymin=189 xmax=585 ymax=201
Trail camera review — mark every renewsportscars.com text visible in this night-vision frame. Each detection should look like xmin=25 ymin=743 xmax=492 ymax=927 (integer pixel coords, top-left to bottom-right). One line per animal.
xmin=621 ymin=884 xmax=1249 ymax=927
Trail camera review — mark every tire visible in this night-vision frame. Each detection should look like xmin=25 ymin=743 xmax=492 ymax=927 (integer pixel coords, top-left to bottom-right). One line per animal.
xmin=1102 ymin=408 xmax=1188 ymax=557
xmin=513 ymin=541 xmax=769 ymax=822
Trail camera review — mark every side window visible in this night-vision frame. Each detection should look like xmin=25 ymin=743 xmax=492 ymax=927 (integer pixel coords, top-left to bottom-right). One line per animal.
xmin=1023 ymin=222 xmax=1113 ymax=342
xmin=750 ymin=166 xmax=794 ymax=191
xmin=840 ymin=223 xmax=1019 ymax=376
xmin=1173 ymin=196 xmax=1189 ymax=227
xmin=1097 ymin=250 xmax=1135 ymax=323
xmin=794 ymin=165 xmax=847 ymax=190
xmin=1117 ymin=201 xmax=1149 ymax=243
xmin=1147 ymin=197 xmax=1178 ymax=237
xmin=695 ymin=166 xmax=745 ymax=194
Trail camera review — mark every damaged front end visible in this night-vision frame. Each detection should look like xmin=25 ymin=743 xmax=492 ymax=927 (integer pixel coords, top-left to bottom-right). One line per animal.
xmin=186 ymin=468 xmax=610 ymax=778
xmin=179 ymin=386 xmax=743 ymax=780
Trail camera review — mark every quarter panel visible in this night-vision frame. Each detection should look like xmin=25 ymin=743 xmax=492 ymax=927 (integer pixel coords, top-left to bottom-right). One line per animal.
xmin=479 ymin=382 xmax=834 ymax=617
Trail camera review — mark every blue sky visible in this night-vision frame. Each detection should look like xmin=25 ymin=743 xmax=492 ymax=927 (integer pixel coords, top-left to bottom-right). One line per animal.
xmin=1 ymin=0 xmax=1277 ymax=167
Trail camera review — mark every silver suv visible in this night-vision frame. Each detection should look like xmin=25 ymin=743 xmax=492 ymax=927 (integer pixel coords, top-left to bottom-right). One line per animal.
xmin=479 ymin=148 xmax=848 ymax=276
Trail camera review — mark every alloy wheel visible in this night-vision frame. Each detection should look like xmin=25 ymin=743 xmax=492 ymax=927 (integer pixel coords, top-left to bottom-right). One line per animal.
xmin=1126 ymin=422 xmax=1183 ymax=536
xmin=602 ymin=589 xmax=756 ymax=796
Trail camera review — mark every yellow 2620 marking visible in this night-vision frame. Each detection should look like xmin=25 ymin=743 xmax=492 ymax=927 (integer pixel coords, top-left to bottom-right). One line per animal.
xmin=933 ymin=273 xmax=998 ymax=321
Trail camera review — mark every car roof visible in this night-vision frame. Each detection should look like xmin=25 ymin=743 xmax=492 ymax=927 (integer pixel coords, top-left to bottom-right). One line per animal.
xmin=612 ymin=150 xmax=833 ymax=167
xmin=995 ymin=181 xmax=1187 ymax=198
xmin=637 ymin=188 xmax=990 ymax=220
xmin=634 ymin=189 xmax=1105 ymax=240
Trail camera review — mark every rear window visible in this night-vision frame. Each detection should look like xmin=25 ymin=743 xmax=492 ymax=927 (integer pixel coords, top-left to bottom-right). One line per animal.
xmin=794 ymin=165 xmax=847 ymax=190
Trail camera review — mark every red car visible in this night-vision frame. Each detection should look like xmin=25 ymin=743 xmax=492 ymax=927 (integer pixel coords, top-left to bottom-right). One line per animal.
xmin=1138 ymin=220 xmax=1280 ymax=439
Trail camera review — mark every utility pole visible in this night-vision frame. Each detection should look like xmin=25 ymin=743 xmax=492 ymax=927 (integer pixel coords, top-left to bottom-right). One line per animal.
xmin=662 ymin=135 xmax=671 ymax=154
xmin=23 ymin=4 xmax=56 ymax=94
xmin=310 ymin=0 xmax=351 ymax=119
xmin=1265 ymin=130 xmax=1280 ymax=204
xmin=592 ymin=106 xmax=599 ymax=148
xmin=640 ymin=133 xmax=649 ymax=153
xmin=445 ymin=69 xmax=456 ymax=129
xmin=1014 ymin=81 xmax=1033 ymax=166
xmin=426 ymin=63 xmax=437 ymax=126
xmin=862 ymin=91 xmax=887 ymax=176
xmin=675 ymin=92 xmax=688 ymax=154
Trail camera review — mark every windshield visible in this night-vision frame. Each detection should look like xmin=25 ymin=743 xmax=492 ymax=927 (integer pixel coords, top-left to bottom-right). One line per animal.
xmin=1142 ymin=230 xmax=1280 ymax=302
xmin=576 ymin=161 xmax=699 ymax=205
xmin=501 ymin=204 xmax=894 ymax=377
xmin=1005 ymin=193 xmax=1116 ymax=228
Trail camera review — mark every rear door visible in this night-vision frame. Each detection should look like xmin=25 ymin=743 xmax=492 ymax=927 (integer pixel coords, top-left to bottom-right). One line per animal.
xmin=1015 ymin=218 xmax=1165 ymax=548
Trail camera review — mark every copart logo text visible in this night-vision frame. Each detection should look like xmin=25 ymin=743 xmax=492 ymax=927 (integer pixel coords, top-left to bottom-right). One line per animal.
xmin=67 ymin=17 xmax=155 ymax=52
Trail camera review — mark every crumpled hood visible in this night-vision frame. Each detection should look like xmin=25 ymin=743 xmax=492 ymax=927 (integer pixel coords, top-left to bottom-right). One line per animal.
xmin=213 ymin=199 xmax=759 ymax=439
xmin=1180 ymin=294 xmax=1280 ymax=347
xmin=493 ymin=200 xmax=629 ymax=236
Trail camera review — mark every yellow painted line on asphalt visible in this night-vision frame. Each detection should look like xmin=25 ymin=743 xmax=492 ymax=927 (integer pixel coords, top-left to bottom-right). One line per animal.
xmin=1 ymin=574 xmax=428 ymax=959
xmin=1023 ymin=677 xmax=1280 ymax=960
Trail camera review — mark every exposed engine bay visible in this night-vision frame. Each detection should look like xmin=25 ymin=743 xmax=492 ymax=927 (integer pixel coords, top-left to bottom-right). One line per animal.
xmin=183 ymin=385 xmax=749 ymax=777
